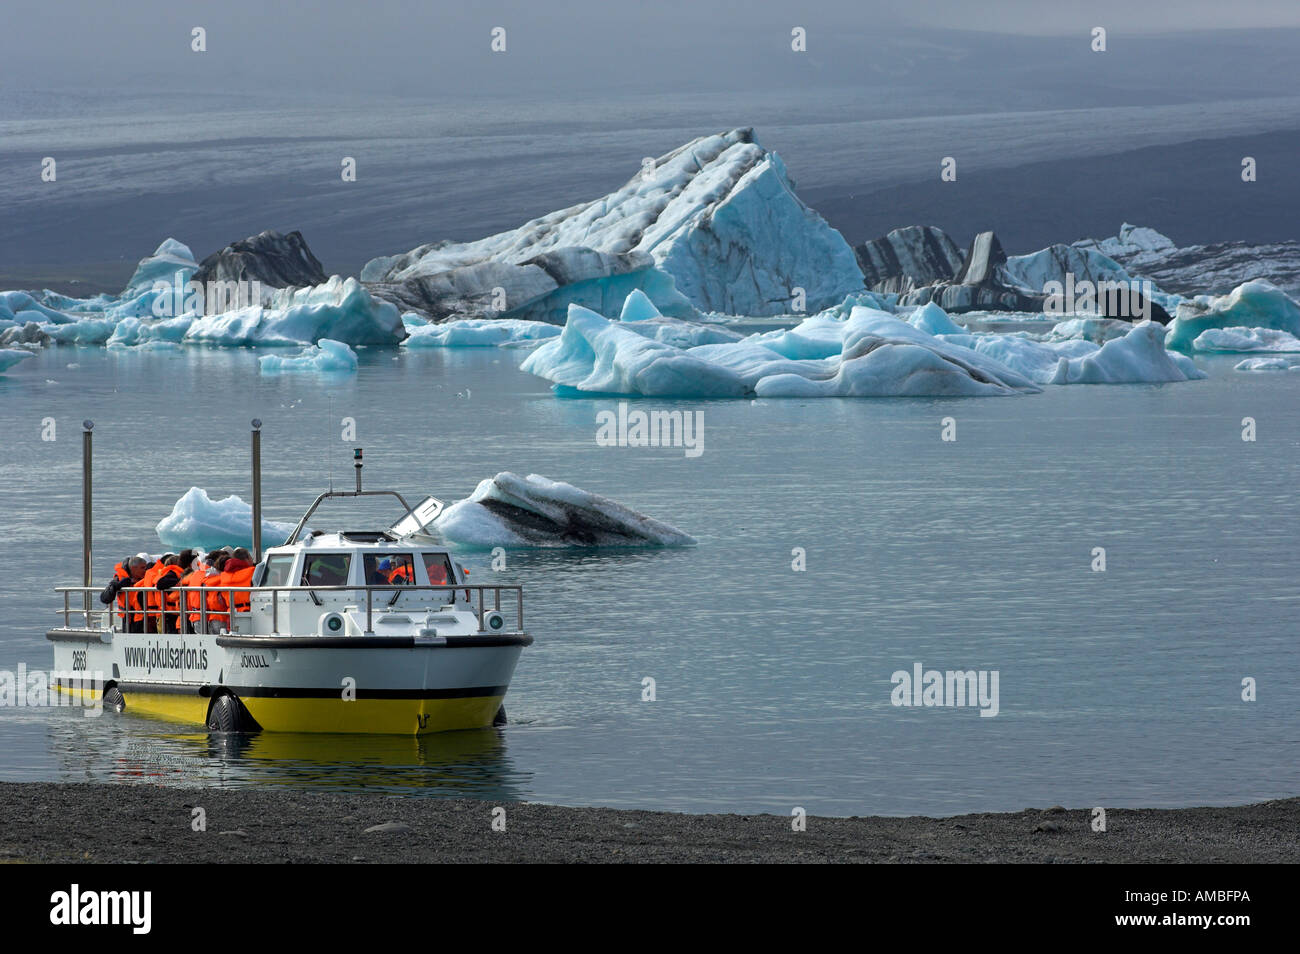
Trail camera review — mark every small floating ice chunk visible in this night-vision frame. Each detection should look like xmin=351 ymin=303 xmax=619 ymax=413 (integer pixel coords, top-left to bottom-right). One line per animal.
xmin=402 ymin=318 xmax=561 ymax=348
xmin=156 ymin=487 xmax=299 ymax=550
xmin=432 ymin=472 xmax=696 ymax=548
xmin=1191 ymin=326 xmax=1300 ymax=353
xmin=259 ymin=338 xmax=358 ymax=374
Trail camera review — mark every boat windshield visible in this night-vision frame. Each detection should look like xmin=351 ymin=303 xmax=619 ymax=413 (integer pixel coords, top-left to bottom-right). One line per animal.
xmin=302 ymin=553 xmax=351 ymax=586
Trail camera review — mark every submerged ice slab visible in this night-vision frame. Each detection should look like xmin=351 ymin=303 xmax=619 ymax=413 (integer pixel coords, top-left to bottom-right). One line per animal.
xmin=0 ymin=349 xmax=34 ymax=373
xmin=1234 ymin=356 xmax=1300 ymax=371
xmin=259 ymin=338 xmax=358 ymax=374
xmin=156 ymin=487 xmax=299 ymax=551
xmin=431 ymin=472 xmax=696 ymax=548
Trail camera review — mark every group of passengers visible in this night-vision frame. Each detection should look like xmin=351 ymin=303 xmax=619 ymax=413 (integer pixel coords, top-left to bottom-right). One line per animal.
xmin=99 ymin=548 xmax=256 ymax=635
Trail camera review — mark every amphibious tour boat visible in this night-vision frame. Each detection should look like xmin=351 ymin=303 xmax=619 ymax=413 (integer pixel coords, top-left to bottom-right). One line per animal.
xmin=48 ymin=422 xmax=531 ymax=734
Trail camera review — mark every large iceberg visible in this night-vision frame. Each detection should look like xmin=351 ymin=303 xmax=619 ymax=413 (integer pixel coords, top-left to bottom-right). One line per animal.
xmin=431 ymin=472 xmax=696 ymax=548
xmin=156 ymin=487 xmax=299 ymax=551
xmin=363 ymin=128 xmax=865 ymax=318
xmin=259 ymin=339 xmax=358 ymax=374
xmin=1166 ymin=280 xmax=1300 ymax=352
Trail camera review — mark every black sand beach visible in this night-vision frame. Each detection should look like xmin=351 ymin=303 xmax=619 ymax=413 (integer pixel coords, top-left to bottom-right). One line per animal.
xmin=1 ymin=783 xmax=1295 ymax=864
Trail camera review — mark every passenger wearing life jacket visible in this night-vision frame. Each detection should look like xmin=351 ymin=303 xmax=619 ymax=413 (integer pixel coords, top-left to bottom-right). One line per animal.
xmin=100 ymin=556 xmax=147 ymax=632
xmin=153 ymin=550 xmax=193 ymax=634
xmin=137 ymin=554 xmax=173 ymax=634
xmin=178 ymin=551 xmax=215 ymax=634
xmin=385 ymin=559 xmax=413 ymax=585
xmin=202 ymin=554 xmax=232 ymax=632
xmin=207 ymin=550 xmax=256 ymax=633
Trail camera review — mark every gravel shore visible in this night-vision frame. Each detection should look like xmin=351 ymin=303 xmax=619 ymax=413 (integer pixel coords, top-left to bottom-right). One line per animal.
xmin=1 ymin=783 xmax=1296 ymax=863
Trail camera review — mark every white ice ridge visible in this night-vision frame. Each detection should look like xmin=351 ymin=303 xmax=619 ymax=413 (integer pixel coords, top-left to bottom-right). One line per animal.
xmin=259 ymin=339 xmax=359 ymax=374
xmin=431 ymin=472 xmax=697 ymax=548
xmin=156 ymin=487 xmax=299 ymax=551
xmin=1166 ymin=280 xmax=1300 ymax=351
xmin=1192 ymin=327 xmax=1300 ymax=352
xmin=362 ymin=128 xmax=865 ymax=317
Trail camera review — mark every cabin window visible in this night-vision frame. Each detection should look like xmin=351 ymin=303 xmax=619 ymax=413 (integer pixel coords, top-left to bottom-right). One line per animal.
xmin=363 ymin=553 xmax=415 ymax=586
xmin=262 ymin=555 xmax=295 ymax=588
xmin=302 ymin=553 xmax=351 ymax=587
xmin=422 ymin=553 xmax=457 ymax=587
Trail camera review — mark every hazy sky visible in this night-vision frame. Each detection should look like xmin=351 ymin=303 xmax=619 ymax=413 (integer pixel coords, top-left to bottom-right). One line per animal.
xmin=5 ymin=0 xmax=1300 ymax=98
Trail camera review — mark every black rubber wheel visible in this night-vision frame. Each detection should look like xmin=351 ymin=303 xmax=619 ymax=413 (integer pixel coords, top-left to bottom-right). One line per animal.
xmin=102 ymin=686 xmax=125 ymax=713
xmin=492 ymin=704 xmax=507 ymax=726
xmin=207 ymin=694 xmax=247 ymax=732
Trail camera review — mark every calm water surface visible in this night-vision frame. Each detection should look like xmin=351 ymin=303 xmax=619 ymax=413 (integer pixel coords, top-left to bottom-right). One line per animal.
xmin=0 ymin=345 xmax=1296 ymax=815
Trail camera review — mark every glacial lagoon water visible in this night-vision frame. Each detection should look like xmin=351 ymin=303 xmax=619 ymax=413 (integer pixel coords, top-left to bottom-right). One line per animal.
xmin=1 ymin=344 xmax=1297 ymax=816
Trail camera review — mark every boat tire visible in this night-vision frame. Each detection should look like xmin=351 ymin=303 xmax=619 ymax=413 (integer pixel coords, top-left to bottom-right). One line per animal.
xmin=207 ymin=693 xmax=247 ymax=733
xmin=493 ymin=704 xmax=507 ymax=726
xmin=103 ymin=686 xmax=125 ymax=713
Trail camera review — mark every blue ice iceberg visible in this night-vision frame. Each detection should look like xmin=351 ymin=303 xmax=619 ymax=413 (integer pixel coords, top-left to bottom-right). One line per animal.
xmin=363 ymin=129 xmax=865 ymax=317
xmin=156 ymin=487 xmax=300 ymax=550
xmin=1166 ymin=280 xmax=1300 ymax=351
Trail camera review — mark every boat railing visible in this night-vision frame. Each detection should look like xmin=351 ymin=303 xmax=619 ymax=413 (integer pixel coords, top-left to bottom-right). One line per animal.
xmin=52 ymin=583 xmax=524 ymax=637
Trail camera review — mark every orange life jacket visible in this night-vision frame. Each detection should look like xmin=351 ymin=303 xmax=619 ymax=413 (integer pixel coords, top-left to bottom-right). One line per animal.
xmin=111 ymin=563 xmax=129 ymax=609
xmin=180 ymin=566 xmax=209 ymax=623
xmin=387 ymin=565 xmax=412 ymax=584
xmin=205 ymin=562 xmax=255 ymax=625
xmin=157 ymin=565 xmax=185 ymax=620
xmin=133 ymin=561 xmax=165 ymax=622
xmin=227 ymin=565 xmax=256 ymax=613
xmin=205 ymin=570 xmax=230 ymax=626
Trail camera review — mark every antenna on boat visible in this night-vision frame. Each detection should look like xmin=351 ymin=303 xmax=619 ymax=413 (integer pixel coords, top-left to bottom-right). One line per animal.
xmin=354 ymin=447 xmax=363 ymax=493
xmin=81 ymin=421 xmax=93 ymax=601
xmin=251 ymin=419 xmax=263 ymax=563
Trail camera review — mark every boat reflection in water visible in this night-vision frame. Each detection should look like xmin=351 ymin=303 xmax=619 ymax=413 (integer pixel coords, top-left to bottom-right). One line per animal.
xmin=51 ymin=713 xmax=532 ymax=800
